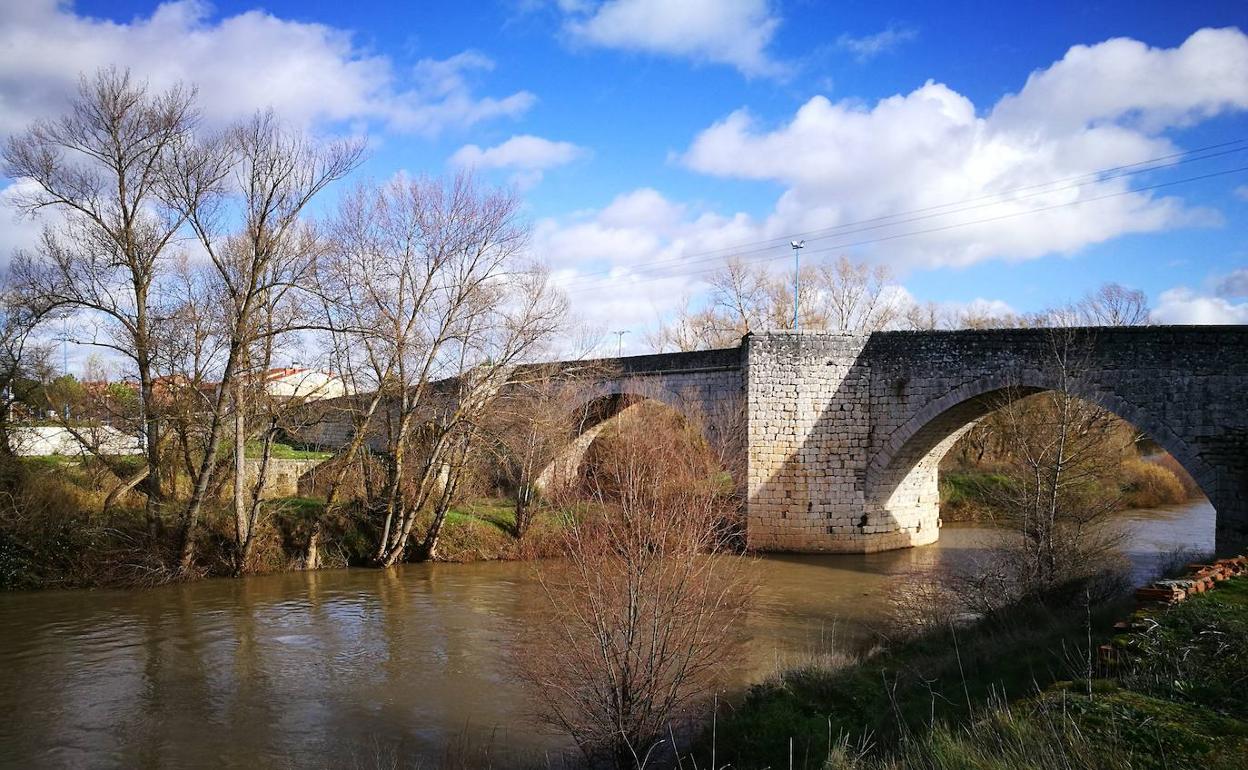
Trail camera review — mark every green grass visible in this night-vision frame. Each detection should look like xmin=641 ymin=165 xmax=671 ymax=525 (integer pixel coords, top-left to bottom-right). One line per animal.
xmin=447 ymin=498 xmax=519 ymax=535
xmin=243 ymin=440 xmax=332 ymax=460
xmin=19 ymin=455 xmax=78 ymax=471
xmin=704 ymin=576 xmax=1248 ymax=770
xmin=862 ymin=686 xmax=1248 ymax=770
xmin=707 ymin=598 xmax=1129 ymax=767
xmin=264 ymin=496 xmax=326 ymax=522
xmin=938 ymin=470 xmax=1012 ymax=521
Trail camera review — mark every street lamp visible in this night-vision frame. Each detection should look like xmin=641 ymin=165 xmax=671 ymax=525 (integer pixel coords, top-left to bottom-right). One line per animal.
xmin=613 ymin=330 xmax=630 ymax=357
xmin=791 ymin=240 xmax=805 ymax=331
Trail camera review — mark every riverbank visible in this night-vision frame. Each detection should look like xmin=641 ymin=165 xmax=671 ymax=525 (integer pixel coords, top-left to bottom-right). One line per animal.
xmin=0 ymin=454 xmax=568 ymax=589
xmin=700 ymin=570 xmax=1248 ymax=769
xmin=940 ymin=453 xmax=1202 ymax=523
xmin=0 ymin=448 xmax=1212 ymax=591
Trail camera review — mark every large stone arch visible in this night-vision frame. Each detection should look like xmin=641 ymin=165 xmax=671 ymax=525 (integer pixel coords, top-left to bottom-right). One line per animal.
xmin=862 ymin=371 xmax=1222 ymax=545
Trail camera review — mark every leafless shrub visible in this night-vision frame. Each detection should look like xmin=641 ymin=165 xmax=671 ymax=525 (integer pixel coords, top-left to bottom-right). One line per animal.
xmin=520 ymin=403 xmax=753 ymax=767
xmin=479 ymin=362 xmax=613 ymax=537
xmin=887 ymin=567 xmax=972 ymax=633
xmin=941 ymin=331 xmax=1135 ymax=614
xmin=1119 ymin=458 xmax=1187 ymax=508
xmin=1153 ymin=453 xmax=1202 ymax=500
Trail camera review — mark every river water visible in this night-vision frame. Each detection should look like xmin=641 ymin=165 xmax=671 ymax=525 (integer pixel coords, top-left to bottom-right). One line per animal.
xmin=0 ymin=500 xmax=1214 ymax=768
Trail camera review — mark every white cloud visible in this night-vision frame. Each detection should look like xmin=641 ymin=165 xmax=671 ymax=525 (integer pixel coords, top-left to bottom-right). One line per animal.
xmin=560 ymin=0 xmax=787 ymax=78
xmin=533 ymin=188 xmax=763 ymax=328
xmin=1152 ymin=287 xmax=1248 ymax=324
xmin=530 ymin=28 xmax=1248 ymax=342
xmin=992 ymin=27 xmax=1248 ymax=134
xmin=678 ymin=28 xmax=1247 ymax=269
xmin=0 ymin=1 xmax=534 ymax=137
xmin=836 ymin=25 xmax=918 ymax=62
xmin=450 ymin=134 xmax=587 ymax=188
xmin=1235 ymin=185 xmax=1248 ymax=201
xmin=942 ymin=297 xmax=1017 ymax=320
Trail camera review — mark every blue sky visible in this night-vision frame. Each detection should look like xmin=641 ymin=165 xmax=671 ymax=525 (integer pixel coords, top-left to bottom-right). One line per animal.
xmin=2 ymin=0 xmax=1247 ymax=354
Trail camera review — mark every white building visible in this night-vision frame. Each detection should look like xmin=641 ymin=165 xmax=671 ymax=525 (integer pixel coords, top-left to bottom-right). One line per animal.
xmin=262 ymin=368 xmax=350 ymax=400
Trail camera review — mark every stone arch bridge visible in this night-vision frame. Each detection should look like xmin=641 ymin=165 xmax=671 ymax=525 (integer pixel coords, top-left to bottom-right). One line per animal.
xmin=297 ymin=327 xmax=1248 ymax=555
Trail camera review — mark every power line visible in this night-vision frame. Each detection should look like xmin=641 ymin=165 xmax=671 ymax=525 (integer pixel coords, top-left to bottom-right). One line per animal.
xmin=558 ymin=142 xmax=1246 ymax=291
xmin=562 ymin=163 xmax=1248 ymax=295
xmin=555 ymin=139 xmax=1247 ymax=293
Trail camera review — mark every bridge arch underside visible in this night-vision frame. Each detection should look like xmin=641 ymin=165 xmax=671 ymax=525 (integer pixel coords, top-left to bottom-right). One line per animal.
xmin=536 ymin=388 xmax=730 ymax=494
xmin=863 ymin=375 xmax=1226 ymax=554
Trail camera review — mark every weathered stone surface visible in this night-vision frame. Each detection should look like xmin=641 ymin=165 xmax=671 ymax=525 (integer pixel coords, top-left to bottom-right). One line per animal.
xmin=241 ymin=458 xmax=323 ymax=499
xmin=745 ymin=328 xmax=1248 ymax=555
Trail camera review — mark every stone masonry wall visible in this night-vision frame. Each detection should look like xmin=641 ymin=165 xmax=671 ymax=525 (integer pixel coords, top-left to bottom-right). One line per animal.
xmin=242 ymin=458 xmax=323 ymax=499
xmin=744 ymin=332 xmax=925 ymax=552
xmin=858 ymin=327 xmax=1248 ymax=554
xmin=536 ymin=356 xmax=748 ymax=491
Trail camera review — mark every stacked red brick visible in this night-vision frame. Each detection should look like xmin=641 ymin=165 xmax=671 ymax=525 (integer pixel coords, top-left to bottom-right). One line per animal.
xmin=1133 ymin=555 xmax=1247 ymax=605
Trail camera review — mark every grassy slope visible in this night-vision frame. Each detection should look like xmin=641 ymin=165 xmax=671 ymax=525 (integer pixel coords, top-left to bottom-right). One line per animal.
xmin=261 ymin=495 xmax=567 ymax=566
xmin=708 ymin=578 xmax=1248 ymax=769
xmin=415 ymin=498 xmax=567 ymax=562
xmin=243 ymin=440 xmax=332 ymax=460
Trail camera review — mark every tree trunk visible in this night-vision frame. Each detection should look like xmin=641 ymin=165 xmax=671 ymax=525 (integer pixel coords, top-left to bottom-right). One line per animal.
xmin=138 ymin=365 xmax=163 ymax=538
xmin=177 ymin=346 xmax=244 ymax=573
xmin=238 ymin=424 xmax=276 ymax=576
xmin=304 ymin=522 xmax=322 ymax=571
xmin=411 ymin=451 xmax=468 ymax=564
xmin=103 ymin=466 xmax=149 ymax=515
xmin=232 ymin=383 xmax=247 ymax=574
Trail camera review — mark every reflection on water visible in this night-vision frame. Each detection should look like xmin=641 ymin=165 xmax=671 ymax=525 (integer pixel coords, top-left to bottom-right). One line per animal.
xmin=0 ymin=499 xmax=1214 ymax=768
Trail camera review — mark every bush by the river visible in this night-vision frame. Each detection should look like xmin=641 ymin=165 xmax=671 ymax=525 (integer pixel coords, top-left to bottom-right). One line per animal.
xmin=1119 ymin=457 xmax=1189 ymax=508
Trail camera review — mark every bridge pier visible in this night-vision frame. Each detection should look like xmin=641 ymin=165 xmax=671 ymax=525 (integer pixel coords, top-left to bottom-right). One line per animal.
xmin=744 ymin=332 xmax=936 ymax=553
xmin=744 ymin=332 xmax=946 ymax=553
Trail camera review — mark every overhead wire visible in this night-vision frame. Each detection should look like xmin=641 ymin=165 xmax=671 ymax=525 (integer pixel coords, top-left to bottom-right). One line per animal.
xmin=561 ymin=161 xmax=1248 ymax=295
xmin=553 ymin=139 xmax=1248 ymax=294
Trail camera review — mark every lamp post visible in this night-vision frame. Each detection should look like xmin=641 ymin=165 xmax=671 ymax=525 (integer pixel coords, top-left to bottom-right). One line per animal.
xmin=613 ymin=330 xmax=629 ymax=357
xmin=791 ymin=240 xmax=805 ymax=331
xmin=57 ymin=314 xmax=70 ymax=421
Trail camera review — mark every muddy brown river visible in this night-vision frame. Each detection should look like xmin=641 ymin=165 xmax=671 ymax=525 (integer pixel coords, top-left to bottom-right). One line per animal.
xmin=0 ymin=500 xmax=1214 ymax=768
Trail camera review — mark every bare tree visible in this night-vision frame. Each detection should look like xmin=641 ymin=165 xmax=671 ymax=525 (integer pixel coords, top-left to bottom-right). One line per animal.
xmin=764 ymin=263 xmax=826 ymax=331
xmin=903 ymin=300 xmax=948 ymax=331
xmin=814 ymin=255 xmax=905 ymax=331
xmin=158 ymin=109 xmax=362 ymax=571
xmin=648 ymin=255 xmax=911 ymax=352
xmin=706 ymin=256 xmax=771 ymax=335
xmin=0 ymin=281 xmax=51 ymax=467
xmin=316 ymin=174 xmax=565 ymax=566
xmin=4 ymin=67 xmax=197 ymax=531
xmin=970 ymin=329 xmax=1130 ymax=605
xmin=1077 ymin=282 xmax=1150 ymax=326
xmin=645 ymin=297 xmax=741 ymax=352
xmin=521 ymin=404 xmax=752 ymax=767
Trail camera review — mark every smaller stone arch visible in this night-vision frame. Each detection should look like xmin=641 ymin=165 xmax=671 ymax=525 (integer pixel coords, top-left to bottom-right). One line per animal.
xmin=863 ymin=372 xmax=1221 ymax=543
xmin=535 ymin=381 xmax=710 ymax=492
